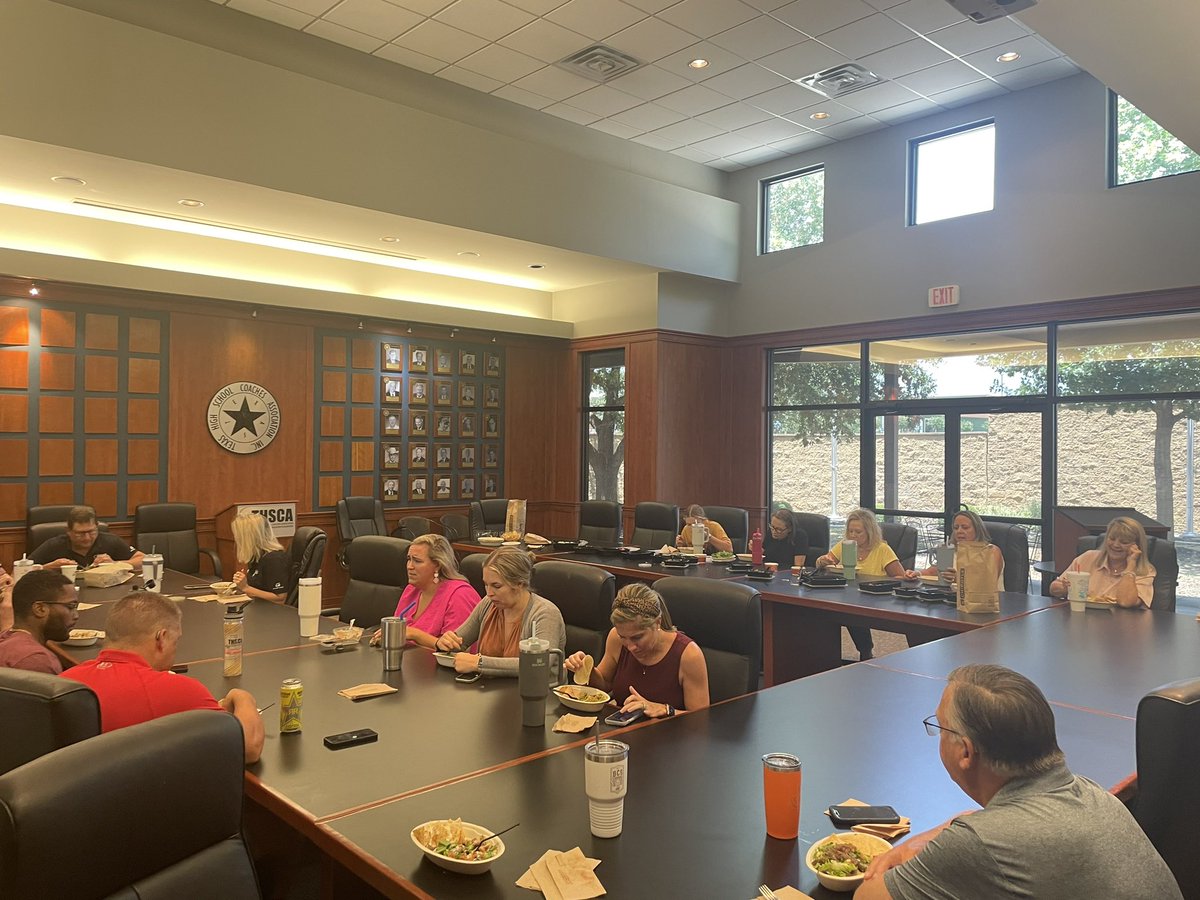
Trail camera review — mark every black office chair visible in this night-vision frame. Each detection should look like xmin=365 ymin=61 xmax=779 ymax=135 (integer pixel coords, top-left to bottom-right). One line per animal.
xmin=394 ymin=515 xmax=434 ymax=540
xmin=0 ymin=668 xmax=100 ymax=776
xmin=702 ymin=505 xmax=749 ymax=553
xmin=578 ymin=500 xmax=622 ymax=545
xmin=335 ymin=496 xmax=387 ymax=569
xmin=792 ymin=512 xmax=830 ymax=562
xmin=880 ymin=522 xmax=919 ymax=570
xmin=134 ymin=501 xmax=222 ymax=577
xmin=283 ymin=526 xmax=326 ymax=607
xmin=321 ymin=535 xmax=408 ymax=627
xmin=459 ymin=553 xmax=488 ymax=597
xmin=985 ymin=522 xmax=1030 ymax=593
xmin=0 ymin=711 xmax=261 ymax=900
xmin=1075 ymin=535 xmax=1178 ymax=611
xmin=656 ymin=578 xmax=761 ymax=705
xmin=25 ymin=505 xmax=110 ymax=555
xmin=469 ymin=499 xmax=508 ymax=538
xmin=630 ymin=502 xmax=679 ymax=549
xmin=440 ymin=513 xmax=471 ymax=543
xmin=533 ymin=560 xmax=615 ymax=661
xmin=1132 ymin=677 xmax=1200 ymax=899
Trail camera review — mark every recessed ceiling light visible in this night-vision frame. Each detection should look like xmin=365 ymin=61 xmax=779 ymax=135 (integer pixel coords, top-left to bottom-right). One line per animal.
xmin=996 ymin=51 xmax=1021 ymax=63
xmin=380 ymin=236 xmax=401 ymax=243
xmin=810 ymin=111 xmax=831 ymax=120
xmin=28 ymin=286 xmax=40 ymax=296
xmin=51 ymin=176 xmax=87 ymax=186
xmin=457 ymin=251 xmax=480 ymax=258
xmin=688 ymin=58 xmax=709 ymax=69
xmin=178 ymin=199 xmax=204 ymax=208
xmin=528 ymin=264 xmax=544 ymax=269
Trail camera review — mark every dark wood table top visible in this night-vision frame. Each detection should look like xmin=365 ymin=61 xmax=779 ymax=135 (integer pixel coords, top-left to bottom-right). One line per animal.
xmin=320 ymin=664 xmax=1137 ymax=900
xmin=546 ymin=550 xmax=744 ymax=582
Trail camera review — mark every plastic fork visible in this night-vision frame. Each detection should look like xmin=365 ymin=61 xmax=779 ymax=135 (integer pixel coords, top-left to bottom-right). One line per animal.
xmin=758 ymin=885 xmax=779 ymax=900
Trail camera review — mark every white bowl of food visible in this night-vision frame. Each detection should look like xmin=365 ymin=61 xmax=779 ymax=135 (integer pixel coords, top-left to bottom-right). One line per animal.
xmin=411 ymin=819 xmax=505 ymax=875
xmin=210 ymin=581 xmax=238 ymax=596
xmin=553 ymin=684 xmax=611 ymax=713
xmin=477 ymin=536 xmax=503 ymax=546
xmin=432 ymin=651 xmax=458 ymax=668
xmin=332 ymin=625 xmax=364 ymax=643
xmin=736 ymin=553 xmax=753 ymax=561
xmin=64 ymin=629 xmax=102 ymax=647
xmin=805 ymin=832 xmax=891 ymax=892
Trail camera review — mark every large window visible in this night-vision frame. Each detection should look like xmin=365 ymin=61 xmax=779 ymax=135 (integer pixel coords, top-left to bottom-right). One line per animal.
xmin=760 ymin=166 xmax=824 ymax=254
xmin=1110 ymin=93 xmax=1200 ymax=186
xmin=908 ymin=121 xmax=995 ymax=226
xmin=583 ymin=349 xmax=625 ymax=503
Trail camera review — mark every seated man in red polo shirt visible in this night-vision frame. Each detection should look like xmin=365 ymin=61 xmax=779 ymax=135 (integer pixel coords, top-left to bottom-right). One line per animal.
xmin=62 ymin=591 xmax=264 ymax=764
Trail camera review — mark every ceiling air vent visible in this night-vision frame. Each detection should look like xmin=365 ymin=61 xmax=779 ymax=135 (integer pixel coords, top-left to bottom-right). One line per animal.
xmin=796 ymin=63 xmax=883 ymax=98
xmin=555 ymin=44 xmax=644 ymax=84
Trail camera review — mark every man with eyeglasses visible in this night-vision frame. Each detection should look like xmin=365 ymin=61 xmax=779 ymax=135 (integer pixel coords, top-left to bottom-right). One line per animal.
xmin=856 ymin=664 xmax=1181 ymax=900
xmin=30 ymin=505 xmax=143 ymax=570
xmin=0 ymin=570 xmax=77 ymax=674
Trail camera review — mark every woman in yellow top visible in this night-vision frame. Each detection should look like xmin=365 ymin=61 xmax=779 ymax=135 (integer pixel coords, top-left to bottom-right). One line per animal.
xmin=675 ymin=504 xmax=733 ymax=554
xmin=814 ymin=508 xmax=906 ymax=661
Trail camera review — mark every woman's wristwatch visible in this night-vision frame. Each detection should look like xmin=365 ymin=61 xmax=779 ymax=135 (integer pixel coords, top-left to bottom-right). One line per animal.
xmin=664 ymin=704 xmax=675 ymax=717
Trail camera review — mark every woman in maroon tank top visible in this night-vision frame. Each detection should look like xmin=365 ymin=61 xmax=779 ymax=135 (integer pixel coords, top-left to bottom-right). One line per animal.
xmin=564 ymin=583 xmax=709 ymax=718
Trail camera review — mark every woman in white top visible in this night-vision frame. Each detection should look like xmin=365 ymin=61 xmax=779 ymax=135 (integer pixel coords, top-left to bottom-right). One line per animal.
xmin=915 ymin=509 xmax=1005 ymax=591
xmin=1049 ymin=516 xmax=1155 ymax=608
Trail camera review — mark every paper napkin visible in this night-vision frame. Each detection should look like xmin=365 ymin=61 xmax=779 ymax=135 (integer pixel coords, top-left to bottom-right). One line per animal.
xmin=516 ymin=849 xmax=602 ymax=899
xmin=336 ymin=683 xmax=398 ymax=701
xmin=552 ymin=714 xmax=597 ymax=733
xmin=826 ymin=798 xmax=911 ymax=839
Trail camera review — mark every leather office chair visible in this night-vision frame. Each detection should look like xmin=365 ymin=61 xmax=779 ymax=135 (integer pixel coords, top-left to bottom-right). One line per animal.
xmin=134 ymin=502 xmax=222 ymax=577
xmin=283 ymin=526 xmax=326 ymax=607
xmin=394 ymin=515 xmax=434 ymax=540
xmin=0 ymin=710 xmax=261 ymax=900
xmin=578 ymin=500 xmax=622 ymax=545
xmin=984 ymin=522 xmax=1030 ymax=593
xmin=0 ymin=668 xmax=100 ymax=776
xmin=334 ymin=496 xmax=387 ymax=569
xmin=630 ymin=502 xmax=679 ymax=549
xmin=459 ymin=553 xmax=488 ymax=597
xmin=25 ymin=505 xmax=109 ymax=555
xmin=880 ymin=522 xmax=919 ymax=570
xmin=322 ymin=535 xmax=409 ymax=627
xmin=533 ymin=560 xmax=615 ymax=661
xmin=440 ymin=513 xmax=471 ymax=543
xmin=1075 ymin=535 xmax=1178 ymax=611
xmin=702 ymin=505 xmax=749 ymax=553
xmin=1132 ymin=677 xmax=1200 ymax=899
xmin=469 ymin=499 xmax=508 ymax=538
xmin=792 ymin=512 xmax=830 ymax=563
xmin=656 ymin=577 xmax=761 ymax=704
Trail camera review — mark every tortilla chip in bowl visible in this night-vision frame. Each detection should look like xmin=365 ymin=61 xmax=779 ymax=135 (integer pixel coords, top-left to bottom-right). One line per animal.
xmin=806 ymin=832 xmax=891 ymax=892
xmin=411 ymin=819 xmax=505 ymax=874
xmin=553 ymin=683 xmax=610 ymax=713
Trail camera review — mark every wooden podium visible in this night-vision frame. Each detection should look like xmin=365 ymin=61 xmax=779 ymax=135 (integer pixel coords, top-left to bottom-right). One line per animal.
xmin=1052 ymin=506 xmax=1169 ymax=568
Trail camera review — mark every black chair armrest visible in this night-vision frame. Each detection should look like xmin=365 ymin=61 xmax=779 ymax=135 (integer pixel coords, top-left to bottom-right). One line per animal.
xmin=320 ymin=607 xmax=341 ymax=619
xmin=200 ymin=547 xmax=223 ymax=579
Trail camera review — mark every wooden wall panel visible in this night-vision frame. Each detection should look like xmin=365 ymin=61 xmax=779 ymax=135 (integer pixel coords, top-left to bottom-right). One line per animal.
xmin=349 ymin=475 xmax=372 ymax=496
xmin=322 ymin=371 xmax=346 ymax=402
xmin=0 ymin=486 xmax=26 ymax=522
xmin=41 ymin=353 xmax=75 ymax=390
xmin=724 ymin=343 xmax=768 ymax=529
xmin=624 ymin=337 xmax=659 ymax=510
xmin=127 ymin=439 xmax=159 ymax=474
xmin=504 ymin=344 xmax=570 ymax=511
xmin=128 ymin=398 xmax=159 ymax=433
xmin=84 ymin=481 xmax=118 ymax=517
xmin=85 ymin=356 xmax=118 ymax=392
xmin=654 ymin=336 xmax=726 ymax=507
xmin=126 ymin=480 xmax=160 ymax=515
xmin=0 ymin=395 xmax=27 ymax=432
xmin=167 ymin=312 xmax=313 ymax=519
xmin=0 ymin=350 xmax=28 ymax=388
xmin=39 ymin=396 xmax=74 ymax=432
xmin=351 ymin=339 xmax=374 ymax=369
xmin=85 ymin=439 xmax=119 ymax=475
xmin=128 ymin=358 xmax=159 ymax=393
xmin=0 ymin=440 xmax=27 ymax=477
xmin=350 ymin=408 xmax=374 ymax=437
xmin=322 ymin=336 xmax=346 ymax=367
xmin=129 ymin=317 xmax=161 ymax=353
xmin=351 ymin=442 xmax=374 ymax=471
xmin=318 ymin=476 xmax=342 ymax=508
xmin=40 ymin=309 xmax=75 ymax=347
xmin=321 ymin=406 xmax=344 ymax=436
xmin=84 ymin=397 xmax=117 ymax=433
xmin=84 ymin=313 xmax=118 ymax=350
xmin=39 ymin=439 xmax=74 ymax=475
xmin=319 ymin=442 xmax=343 ymax=472
xmin=350 ymin=373 xmax=374 ymax=403
xmin=0 ymin=306 xmax=29 ymax=344
xmin=39 ymin=482 xmax=74 ymax=505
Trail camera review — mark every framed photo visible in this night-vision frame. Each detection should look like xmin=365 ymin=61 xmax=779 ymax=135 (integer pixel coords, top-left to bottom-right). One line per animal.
xmin=382 ymin=408 xmax=402 ymax=436
xmin=483 ymin=474 xmax=498 ymax=499
xmin=409 ymin=475 xmax=427 ymax=502
xmin=485 ymin=351 xmax=501 ymax=378
xmin=435 ymin=476 xmax=452 ymax=501
xmin=381 ymin=443 xmax=402 ymax=470
xmin=484 ymin=384 xmax=500 ymax=408
xmin=434 ymin=379 xmax=454 ymax=407
xmin=409 ymin=443 xmax=428 ymax=469
xmin=459 ymin=350 xmax=477 ymax=377
xmin=435 ymin=413 xmax=453 ymax=438
xmin=409 ymin=346 xmax=428 ymax=373
xmin=408 ymin=411 xmax=427 ymax=437
xmin=382 ymin=376 xmax=404 ymax=402
xmin=459 ymin=475 xmax=476 ymax=500
xmin=459 ymin=382 xmax=477 ymax=407
xmin=381 ymin=477 xmax=401 ymax=502
xmin=434 ymin=444 xmax=452 ymax=470
xmin=409 ymin=378 xmax=429 ymax=405
xmin=382 ymin=343 xmax=403 ymax=372
xmin=434 ymin=348 xmax=453 ymax=375
xmin=483 ymin=443 xmax=499 ymax=469
xmin=483 ymin=414 xmax=499 ymax=438
xmin=459 ymin=413 xmax=476 ymax=438
xmin=459 ymin=444 xmax=475 ymax=468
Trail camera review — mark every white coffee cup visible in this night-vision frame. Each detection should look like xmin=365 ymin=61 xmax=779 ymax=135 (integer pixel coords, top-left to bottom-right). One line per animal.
xmin=1064 ymin=570 xmax=1090 ymax=612
xmin=60 ymin=563 xmax=79 ymax=582
xmin=12 ymin=558 xmax=40 ymax=583
xmin=142 ymin=553 xmax=165 ymax=592
xmin=584 ymin=739 xmax=629 ymax=838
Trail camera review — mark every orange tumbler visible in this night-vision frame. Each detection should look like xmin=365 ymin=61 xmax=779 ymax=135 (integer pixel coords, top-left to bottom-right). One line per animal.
xmin=762 ymin=752 xmax=802 ymax=839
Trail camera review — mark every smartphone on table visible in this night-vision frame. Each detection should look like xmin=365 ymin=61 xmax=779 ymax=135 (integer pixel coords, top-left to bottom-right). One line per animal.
xmin=828 ymin=804 xmax=901 ymax=828
xmin=604 ymin=708 xmax=647 ymax=727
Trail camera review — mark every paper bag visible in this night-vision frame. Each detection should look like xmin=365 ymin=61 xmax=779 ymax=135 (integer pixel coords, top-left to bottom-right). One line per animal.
xmin=505 ymin=500 xmax=527 ymax=538
xmin=956 ymin=541 xmax=999 ymax=613
xmin=82 ymin=562 xmax=135 ymax=589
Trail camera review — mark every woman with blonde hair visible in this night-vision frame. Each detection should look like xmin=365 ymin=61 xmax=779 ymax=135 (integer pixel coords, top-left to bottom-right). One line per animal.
xmin=564 ymin=583 xmax=709 ymax=717
xmin=916 ymin=508 xmax=1005 ymax=590
xmin=373 ymin=534 xmax=480 ymax=649
xmin=231 ymin=512 xmax=289 ymax=603
xmin=1050 ymin=516 xmax=1156 ymax=608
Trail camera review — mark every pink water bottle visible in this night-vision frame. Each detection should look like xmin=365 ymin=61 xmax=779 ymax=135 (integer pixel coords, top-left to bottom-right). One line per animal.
xmin=751 ymin=527 xmax=763 ymax=565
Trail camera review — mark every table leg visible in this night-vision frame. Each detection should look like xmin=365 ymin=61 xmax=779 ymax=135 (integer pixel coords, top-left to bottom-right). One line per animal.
xmin=763 ymin=601 xmax=843 ymax=686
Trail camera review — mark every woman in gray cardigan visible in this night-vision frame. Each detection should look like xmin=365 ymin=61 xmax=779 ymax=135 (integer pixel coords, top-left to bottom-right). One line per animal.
xmin=435 ymin=547 xmax=565 ymax=677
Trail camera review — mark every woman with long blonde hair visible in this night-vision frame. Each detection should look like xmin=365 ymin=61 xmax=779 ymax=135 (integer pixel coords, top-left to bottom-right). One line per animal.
xmin=231 ymin=512 xmax=289 ymax=603
xmin=1051 ymin=516 xmax=1156 ymax=608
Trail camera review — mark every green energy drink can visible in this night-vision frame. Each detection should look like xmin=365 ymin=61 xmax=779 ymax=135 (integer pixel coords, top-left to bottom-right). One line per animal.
xmin=280 ymin=678 xmax=303 ymax=733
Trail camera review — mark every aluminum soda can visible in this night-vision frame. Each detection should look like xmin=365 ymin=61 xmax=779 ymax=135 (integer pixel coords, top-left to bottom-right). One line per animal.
xmin=280 ymin=678 xmax=303 ymax=733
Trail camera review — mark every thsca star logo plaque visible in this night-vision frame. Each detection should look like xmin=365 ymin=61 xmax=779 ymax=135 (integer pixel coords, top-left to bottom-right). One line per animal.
xmin=208 ymin=382 xmax=281 ymax=454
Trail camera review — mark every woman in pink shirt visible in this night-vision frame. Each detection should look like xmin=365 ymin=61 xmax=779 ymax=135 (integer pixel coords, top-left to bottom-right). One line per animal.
xmin=379 ymin=534 xmax=481 ymax=648
xmin=1050 ymin=516 xmax=1156 ymax=608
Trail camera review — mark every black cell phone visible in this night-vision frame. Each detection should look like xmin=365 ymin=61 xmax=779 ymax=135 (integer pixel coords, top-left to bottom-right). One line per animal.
xmin=828 ymin=804 xmax=901 ymax=828
xmin=604 ymin=709 xmax=647 ymax=727
xmin=323 ymin=728 xmax=378 ymax=750
xmin=455 ymin=671 xmax=482 ymax=684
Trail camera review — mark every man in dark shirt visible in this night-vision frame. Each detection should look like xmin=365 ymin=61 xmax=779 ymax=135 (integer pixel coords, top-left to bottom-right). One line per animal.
xmin=31 ymin=506 xmax=143 ymax=570
xmin=0 ymin=569 xmax=76 ymax=674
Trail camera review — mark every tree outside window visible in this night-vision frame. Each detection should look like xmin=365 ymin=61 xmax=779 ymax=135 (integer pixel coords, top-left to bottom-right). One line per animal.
xmin=761 ymin=166 xmax=824 ymax=254
xmin=1112 ymin=94 xmax=1200 ymax=186
xmin=583 ymin=349 xmax=625 ymax=503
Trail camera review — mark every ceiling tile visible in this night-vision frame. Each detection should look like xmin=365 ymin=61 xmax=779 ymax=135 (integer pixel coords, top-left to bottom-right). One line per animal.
xmin=393 ymin=18 xmax=489 ymax=63
xmin=962 ymin=34 xmax=1060 ymax=78
xmin=645 ymin=117 xmax=726 ymax=145
xmin=633 ymin=130 xmax=686 ymax=150
xmin=505 ymin=0 xmax=567 ymax=12
xmin=733 ymin=116 xmax=808 ymax=144
xmin=609 ymin=64 xmax=693 ymax=100
xmin=607 ymin=16 xmax=697 ymax=62
xmin=769 ymin=131 xmax=833 ymax=154
xmin=992 ymin=57 xmax=1080 ymax=91
xmin=658 ymin=42 xmax=747 ymax=81
xmin=273 ymin=0 xmax=342 ymax=14
xmin=511 ymin=65 xmax=594 ymax=99
xmin=304 ymin=19 xmax=387 ymax=51
xmin=541 ymin=101 xmax=602 ymax=124
xmin=492 ymin=83 xmax=556 ymax=108
xmin=702 ymin=63 xmax=790 ymax=100
xmin=814 ymin=115 xmax=885 ymax=139
xmin=883 ymin=0 xmax=964 ymax=34
xmin=930 ymin=79 xmax=1007 ymax=109
xmin=657 ymin=0 xmax=759 ymax=39
xmin=896 ymin=59 xmax=985 ymax=96
xmin=726 ymin=144 xmax=788 ymax=165
xmin=671 ymin=145 xmax=720 ymax=162
xmin=858 ymin=38 xmax=953 ymax=79
xmin=861 ymin=0 xmax=906 ymax=9
xmin=693 ymin=131 xmax=761 ymax=156
xmin=707 ymin=15 xmax=806 ymax=60
xmin=928 ymin=17 xmax=1027 ymax=57
xmin=228 ymin=0 xmax=315 ymax=29
xmin=758 ymin=40 xmax=849 ymax=80
xmin=870 ymin=96 xmax=937 ymax=123
xmin=710 ymin=158 xmax=746 ymax=171
xmin=782 ymin=100 xmax=860 ymax=126
xmin=836 ymin=80 xmax=923 ymax=113
xmin=435 ymin=0 xmax=534 ymax=41
xmin=545 ymin=0 xmax=646 ymax=41
xmin=390 ymin=0 xmax=456 ymax=13
xmin=771 ymin=0 xmax=876 ymax=38
xmin=374 ymin=41 xmax=447 ymax=72
xmin=656 ymin=82 xmax=736 ymax=115
xmin=623 ymin=0 xmax=677 ymax=11
xmin=499 ymin=18 xmax=590 ymax=64
xmin=567 ymin=84 xmax=643 ymax=115
xmin=322 ymin=0 xmax=422 ymax=40
xmin=437 ymin=64 xmax=505 ymax=90
xmin=697 ymin=101 xmax=772 ymax=130
xmin=457 ymin=43 xmax=544 ymax=81
xmin=819 ymin=13 xmax=913 ymax=57
xmin=746 ymin=82 xmax=822 ymax=115
xmin=589 ymin=118 xmax=645 ymax=138
xmin=611 ymin=101 xmax=687 ymax=130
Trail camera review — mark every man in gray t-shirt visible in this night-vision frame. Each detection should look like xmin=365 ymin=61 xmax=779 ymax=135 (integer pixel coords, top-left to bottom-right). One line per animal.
xmin=857 ymin=664 xmax=1181 ymax=900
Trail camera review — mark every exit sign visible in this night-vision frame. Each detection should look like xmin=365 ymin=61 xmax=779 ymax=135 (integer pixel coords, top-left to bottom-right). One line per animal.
xmin=929 ymin=285 xmax=959 ymax=308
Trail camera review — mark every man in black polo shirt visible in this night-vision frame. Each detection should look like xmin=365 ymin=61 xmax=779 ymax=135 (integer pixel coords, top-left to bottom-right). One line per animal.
xmin=31 ymin=506 xmax=143 ymax=570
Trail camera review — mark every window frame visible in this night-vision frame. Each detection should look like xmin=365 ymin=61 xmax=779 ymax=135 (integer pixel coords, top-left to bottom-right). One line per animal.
xmin=1107 ymin=90 xmax=1200 ymax=188
xmin=906 ymin=119 xmax=996 ymax=227
xmin=759 ymin=164 xmax=826 ymax=255
xmin=580 ymin=348 xmax=626 ymax=503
